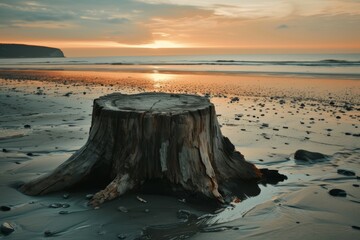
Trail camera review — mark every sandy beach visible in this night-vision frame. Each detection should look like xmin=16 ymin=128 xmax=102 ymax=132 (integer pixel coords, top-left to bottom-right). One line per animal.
xmin=0 ymin=69 xmax=359 ymax=240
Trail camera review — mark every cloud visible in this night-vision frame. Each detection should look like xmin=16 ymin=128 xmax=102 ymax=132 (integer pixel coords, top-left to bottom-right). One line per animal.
xmin=105 ymin=17 xmax=130 ymax=24
xmin=137 ymin=0 xmax=360 ymax=18
xmin=277 ymin=24 xmax=289 ymax=30
xmin=0 ymin=0 xmax=359 ymax=51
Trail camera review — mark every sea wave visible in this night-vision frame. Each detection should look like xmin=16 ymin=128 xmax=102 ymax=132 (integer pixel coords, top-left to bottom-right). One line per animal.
xmin=2 ymin=58 xmax=360 ymax=67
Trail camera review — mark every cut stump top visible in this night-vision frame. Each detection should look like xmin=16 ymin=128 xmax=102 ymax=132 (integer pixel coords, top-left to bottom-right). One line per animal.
xmin=98 ymin=92 xmax=211 ymax=114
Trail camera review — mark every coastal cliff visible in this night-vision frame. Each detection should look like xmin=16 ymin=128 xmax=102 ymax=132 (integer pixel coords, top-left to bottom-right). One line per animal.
xmin=0 ymin=44 xmax=64 ymax=58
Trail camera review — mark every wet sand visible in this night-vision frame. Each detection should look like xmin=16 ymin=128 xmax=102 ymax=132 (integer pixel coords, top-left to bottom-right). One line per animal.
xmin=0 ymin=70 xmax=359 ymax=239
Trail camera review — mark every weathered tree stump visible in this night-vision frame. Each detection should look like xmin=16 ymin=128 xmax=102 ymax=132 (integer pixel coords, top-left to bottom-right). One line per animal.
xmin=20 ymin=92 xmax=262 ymax=205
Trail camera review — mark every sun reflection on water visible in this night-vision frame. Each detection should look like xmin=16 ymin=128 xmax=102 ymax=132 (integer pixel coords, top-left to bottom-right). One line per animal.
xmin=148 ymin=71 xmax=175 ymax=88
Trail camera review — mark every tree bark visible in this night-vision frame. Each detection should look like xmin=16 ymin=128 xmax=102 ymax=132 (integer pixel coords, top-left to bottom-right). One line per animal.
xmin=20 ymin=93 xmax=262 ymax=205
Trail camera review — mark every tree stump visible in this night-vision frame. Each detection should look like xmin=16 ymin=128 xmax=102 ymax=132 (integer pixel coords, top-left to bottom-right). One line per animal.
xmin=20 ymin=92 xmax=262 ymax=205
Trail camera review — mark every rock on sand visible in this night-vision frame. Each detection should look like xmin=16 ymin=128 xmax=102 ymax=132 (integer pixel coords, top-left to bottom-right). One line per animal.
xmin=294 ymin=149 xmax=326 ymax=162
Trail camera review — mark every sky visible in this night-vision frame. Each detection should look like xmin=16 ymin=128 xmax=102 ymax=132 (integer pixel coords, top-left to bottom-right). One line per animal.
xmin=0 ymin=0 xmax=359 ymax=56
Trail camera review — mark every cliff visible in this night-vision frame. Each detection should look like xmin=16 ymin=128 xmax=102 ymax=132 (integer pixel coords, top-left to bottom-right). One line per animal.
xmin=0 ymin=44 xmax=65 ymax=58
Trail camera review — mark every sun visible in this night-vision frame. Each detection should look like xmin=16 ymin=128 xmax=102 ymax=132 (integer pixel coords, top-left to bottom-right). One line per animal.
xmin=136 ymin=40 xmax=186 ymax=49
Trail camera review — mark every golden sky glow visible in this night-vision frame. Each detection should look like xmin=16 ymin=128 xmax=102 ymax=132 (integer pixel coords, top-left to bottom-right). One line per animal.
xmin=0 ymin=0 xmax=359 ymax=56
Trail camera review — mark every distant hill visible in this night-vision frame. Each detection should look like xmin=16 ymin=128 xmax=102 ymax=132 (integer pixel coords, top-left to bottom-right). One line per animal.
xmin=0 ymin=44 xmax=65 ymax=58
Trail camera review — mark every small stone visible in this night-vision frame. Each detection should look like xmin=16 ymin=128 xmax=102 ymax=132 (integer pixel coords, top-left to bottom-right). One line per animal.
xmin=86 ymin=194 xmax=94 ymax=199
xmin=353 ymin=184 xmax=359 ymax=187
xmin=26 ymin=152 xmax=34 ymax=156
xmin=337 ymin=169 xmax=355 ymax=176
xmin=44 ymin=230 xmax=53 ymax=237
xmin=177 ymin=210 xmax=192 ymax=220
xmin=63 ymin=92 xmax=72 ymax=97
xmin=336 ymin=116 xmax=341 ymax=119
xmin=117 ymin=206 xmax=128 ymax=213
xmin=1 ymin=222 xmax=14 ymax=235
xmin=59 ymin=210 xmax=69 ymax=215
xmin=279 ymin=99 xmax=285 ymax=104
xmin=231 ymin=97 xmax=239 ymax=102
xmin=262 ymin=123 xmax=269 ymax=127
xmin=63 ymin=193 xmax=70 ymax=199
xmin=136 ymin=196 xmax=147 ymax=203
xmin=24 ymin=124 xmax=31 ymax=129
xmin=2 ymin=148 xmax=8 ymax=153
xmin=329 ymin=189 xmax=347 ymax=197
xmin=49 ymin=203 xmax=62 ymax=208
xmin=62 ymin=203 xmax=70 ymax=208
xmin=294 ymin=149 xmax=326 ymax=162
xmin=352 ymin=226 xmax=360 ymax=230
xmin=118 ymin=234 xmax=127 ymax=239
xmin=0 ymin=206 xmax=11 ymax=211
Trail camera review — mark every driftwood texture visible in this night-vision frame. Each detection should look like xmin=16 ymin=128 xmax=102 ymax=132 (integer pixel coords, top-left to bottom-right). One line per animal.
xmin=20 ymin=93 xmax=262 ymax=205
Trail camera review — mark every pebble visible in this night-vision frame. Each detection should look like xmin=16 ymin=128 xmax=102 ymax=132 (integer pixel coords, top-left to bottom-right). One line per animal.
xmin=63 ymin=193 xmax=70 ymax=199
xmin=136 ymin=196 xmax=147 ymax=203
xmin=231 ymin=97 xmax=239 ymax=102
xmin=24 ymin=124 xmax=31 ymax=129
xmin=86 ymin=194 xmax=94 ymax=199
xmin=352 ymin=184 xmax=359 ymax=187
xmin=62 ymin=203 xmax=70 ymax=208
xmin=49 ymin=203 xmax=63 ymax=208
xmin=294 ymin=149 xmax=326 ymax=162
xmin=44 ymin=230 xmax=54 ymax=237
xmin=59 ymin=210 xmax=69 ymax=215
xmin=0 ymin=206 xmax=11 ymax=211
xmin=117 ymin=206 xmax=128 ymax=213
xmin=1 ymin=222 xmax=14 ymax=235
xmin=328 ymin=189 xmax=347 ymax=197
xmin=2 ymin=148 xmax=9 ymax=153
xmin=118 ymin=234 xmax=127 ymax=239
xmin=177 ymin=209 xmax=192 ymax=220
xmin=337 ymin=169 xmax=355 ymax=176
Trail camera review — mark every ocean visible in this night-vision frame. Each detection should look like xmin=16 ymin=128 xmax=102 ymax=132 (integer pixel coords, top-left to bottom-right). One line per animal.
xmin=0 ymin=53 xmax=359 ymax=78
